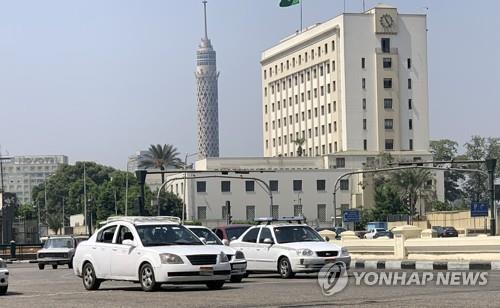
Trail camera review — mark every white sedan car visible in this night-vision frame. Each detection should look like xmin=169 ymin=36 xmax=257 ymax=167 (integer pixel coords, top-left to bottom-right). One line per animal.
xmin=187 ymin=226 xmax=247 ymax=282
xmin=73 ymin=216 xmax=231 ymax=291
xmin=230 ymin=221 xmax=350 ymax=278
xmin=0 ymin=258 xmax=8 ymax=295
xmin=364 ymin=228 xmax=386 ymax=239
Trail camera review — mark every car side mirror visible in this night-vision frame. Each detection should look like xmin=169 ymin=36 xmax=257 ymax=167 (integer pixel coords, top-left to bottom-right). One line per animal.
xmin=263 ymin=238 xmax=274 ymax=245
xmin=199 ymin=237 xmax=207 ymax=245
xmin=122 ymin=239 xmax=135 ymax=247
xmin=222 ymin=239 xmax=230 ymax=246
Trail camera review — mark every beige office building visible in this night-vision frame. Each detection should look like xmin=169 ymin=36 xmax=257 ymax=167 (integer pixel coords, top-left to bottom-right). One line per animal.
xmin=261 ymin=4 xmax=429 ymax=158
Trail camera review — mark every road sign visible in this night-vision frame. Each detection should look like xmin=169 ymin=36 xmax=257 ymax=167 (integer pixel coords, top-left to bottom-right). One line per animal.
xmin=471 ymin=202 xmax=489 ymax=217
xmin=342 ymin=209 xmax=360 ymax=223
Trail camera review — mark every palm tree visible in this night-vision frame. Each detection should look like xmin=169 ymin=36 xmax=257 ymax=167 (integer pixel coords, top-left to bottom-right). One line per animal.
xmin=389 ymin=168 xmax=434 ymax=224
xmin=139 ymin=144 xmax=184 ymax=184
xmin=291 ymin=138 xmax=306 ymax=157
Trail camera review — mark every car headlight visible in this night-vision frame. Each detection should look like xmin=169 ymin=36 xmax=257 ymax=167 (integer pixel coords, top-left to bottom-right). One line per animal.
xmin=296 ymin=249 xmax=315 ymax=257
xmin=219 ymin=252 xmax=229 ymax=263
xmin=340 ymin=247 xmax=349 ymax=256
xmin=160 ymin=253 xmax=184 ymax=264
xmin=235 ymin=251 xmax=245 ymax=260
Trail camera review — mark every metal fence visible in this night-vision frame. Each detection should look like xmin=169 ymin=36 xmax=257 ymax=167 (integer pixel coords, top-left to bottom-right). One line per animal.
xmin=0 ymin=243 xmax=43 ymax=260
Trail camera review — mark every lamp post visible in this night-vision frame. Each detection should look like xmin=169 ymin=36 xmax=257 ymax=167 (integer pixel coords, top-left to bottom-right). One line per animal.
xmin=183 ymin=152 xmax=198 ymax=222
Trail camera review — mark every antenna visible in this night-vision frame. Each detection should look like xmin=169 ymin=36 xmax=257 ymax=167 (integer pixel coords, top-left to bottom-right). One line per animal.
xmin=362 ymin=0 xmax=366 ymax=12
xmin=202 ymin=0 xmax=208 ymax=39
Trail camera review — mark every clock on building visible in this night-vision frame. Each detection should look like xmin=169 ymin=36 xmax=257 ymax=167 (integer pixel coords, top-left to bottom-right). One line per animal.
xmin=379 ymin=14 xmax=394 ymax=30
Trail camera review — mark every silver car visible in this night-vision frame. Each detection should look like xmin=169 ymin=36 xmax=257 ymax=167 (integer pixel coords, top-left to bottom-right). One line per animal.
xmin=37 ymin=236 xmax=87 ymax=270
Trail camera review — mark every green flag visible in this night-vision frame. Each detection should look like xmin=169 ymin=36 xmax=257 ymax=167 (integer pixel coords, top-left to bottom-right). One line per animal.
xmin=279 ymin=0 xmax=300 ymax=7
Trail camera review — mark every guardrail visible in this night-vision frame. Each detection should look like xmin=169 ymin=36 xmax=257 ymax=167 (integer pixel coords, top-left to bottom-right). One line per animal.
xmin=0 ymin=243 xmax=43 ymax=261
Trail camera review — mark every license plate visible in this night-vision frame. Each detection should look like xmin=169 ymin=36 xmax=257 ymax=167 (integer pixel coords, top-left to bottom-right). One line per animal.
xmin=200 ymin=267 xmax=214 ymax=276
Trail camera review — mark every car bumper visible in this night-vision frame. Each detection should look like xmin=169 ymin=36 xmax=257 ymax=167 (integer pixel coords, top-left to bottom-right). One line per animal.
xmin=37 ymin=258 xmax=71 ymax=265
xmin=229 ymin=260 xmax=247 ymax=276
xmin=0 ymin=269 xmax=8 ymax=286
xmin=154 ymin=263 xmax=231 ymax=283
xmin=291 ymin=256 xmax=351 ymax=272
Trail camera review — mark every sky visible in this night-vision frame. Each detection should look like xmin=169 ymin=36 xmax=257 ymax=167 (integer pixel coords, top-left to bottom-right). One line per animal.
xmin=0 ymin=0 xmax=499 ymax=169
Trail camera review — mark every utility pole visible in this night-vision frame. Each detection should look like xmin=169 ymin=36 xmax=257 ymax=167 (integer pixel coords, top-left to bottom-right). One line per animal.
xmin=83 ymin=162 xmax=87 ymax=231
xmin=486 ymin=159 xmax=497 ymax=235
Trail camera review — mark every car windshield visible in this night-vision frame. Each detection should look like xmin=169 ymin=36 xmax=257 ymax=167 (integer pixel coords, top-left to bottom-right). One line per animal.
xmin=189 ymin=228 xmax=223 ymax=245
xmin=136 ymin=224 xmax=203 ymax=246
xmin=44 ymin=238 xmax=73 ymax=249
xmin=274 ymin=226 xmax=324 ymax=244
xmin=226 ymin=226 xmax=250 ymax=240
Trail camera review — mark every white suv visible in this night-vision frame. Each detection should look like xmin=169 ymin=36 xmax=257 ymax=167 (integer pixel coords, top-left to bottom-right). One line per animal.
xmin=73 ymin=216 xmax=231 ymax=291
xmin=187 ymin=226 xmax=247 ymax=283
xmin=230 ymin=218 xmax=351 ymax=278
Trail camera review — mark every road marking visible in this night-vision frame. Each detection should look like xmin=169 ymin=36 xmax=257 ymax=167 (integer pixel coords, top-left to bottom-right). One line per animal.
xmin=447 ymin=262 xmax=469 ymax=270
xmin=385 ymin=261 xmax=401 ymax=269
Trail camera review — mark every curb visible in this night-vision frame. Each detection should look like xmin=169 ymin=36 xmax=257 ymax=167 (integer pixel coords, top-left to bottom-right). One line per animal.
xmin=351 ymin=260 xmax=500 ymax=271
xmin=5 ymin=260 xmax=38 ymax=264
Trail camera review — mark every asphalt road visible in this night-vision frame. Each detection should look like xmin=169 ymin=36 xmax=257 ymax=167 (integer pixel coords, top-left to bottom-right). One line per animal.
xmin=2 ymin=263 xmax=500 ymax=307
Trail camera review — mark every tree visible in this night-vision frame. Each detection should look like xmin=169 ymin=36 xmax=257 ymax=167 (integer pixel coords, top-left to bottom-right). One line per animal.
xmin=291 ymin=138 xmax=306 ymax=157
xmin=47 ymin=213 xmax=63 ymax=234
xmin=16 ymin=203 xmax=36 ymax=220
xmin=429 ymin=139 xmax=465 ymax=202
xmin=463 ymin=136 xmax=500 ymax=202
xmin=431 ymin=200 xmax=452 ymax=211
xmin=372 ymin=183 xmax=407 ymax=220
xmin=32 ymin=162 xmax=154 ymax=230
xmin=139 ymin=144 xmax=184 ymax=184
xmin=389 ymin=169 xmax=434 ymax=223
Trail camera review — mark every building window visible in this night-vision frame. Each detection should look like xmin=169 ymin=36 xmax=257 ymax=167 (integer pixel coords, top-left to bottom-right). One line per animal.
xmin=333 ymin=81 xmax=336 ymax=91
xmin=361 ymin=57 xmax=366 ymax=69
xmin=362 ymin=78 xmax=366 ymax=89
xmin=409 ymin=99 xmax=413 ymax=110
xmin=385 ymin=139 xmax=394 ymax=150
xmin=408 ymin=78 xmax=412 ymax=89
xmin=334 ymin=121 xmax=337 ymax=132
xmin=246 ymin=206 xmax=255 ymax=221
xmin=294 ymin=204 xmax=303 ymax=217
xmin=317 ymin=179 xmax=326 ymax=191
xmin=339 ymin=179 xmax=349 ymax=190
xmin=197 ymin=181 xmax=206 ymax=193
xmin=293 ymin=180 xmax=302 ymax=192
xmin=221 ymin=181 xmax=231 ymax=192
xmin=409 ymin=119 xmax=413 ymax=130
xmin=409 ymin=139 xmax=414 ymax=150
xmin=383 ymin=78 xmax=392 ymax=89
xmin=407 ymin=58 xmax=412 ymax=69
xmin=332 ymin=40 xmax=335 ymax=51
xmin=334 ymin=142 xmax=338 ymax=152
xmin=364 ymin=139 xmax=367 ymax=150
xmin=272 ymin=205 xmax=279 ymax=219
xmin=332 ymin=60 xmax=335 ymax=71
xmin=197 ymin=206 xmax=207 ymax=220
xmin=384 ymin=119 xmax=394 ymax=129
xmin=362 ymin=98 xmax=366 ymax=110
xmin=384 ymin=98 xmax=393 ymax=109
xmin=245 ymin=180 xmax=255 ymax=192
xmin=336 ymin=157 xmax=346 ymax=168
xmin=381 ymin=38 xmax=390 ymax=53
xmin=333 ymin=101 xmax=337 ymax=112
xmin=327 ymin=103 xmax=331 ymax=113
xmin=317 ymin=204 xmax=327 ymax=222
xmin=328 ymin=123 xmax=332 ymax=133
xmin=327 ymin=83 xmax=331 ymax=94
xmin=269 ymin=180 xmax=279 ymax=192
xmin=383 ymin=57 xmax=392 ymax=68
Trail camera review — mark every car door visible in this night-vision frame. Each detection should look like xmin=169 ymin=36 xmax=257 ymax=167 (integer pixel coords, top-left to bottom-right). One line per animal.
xmin=110 ymin=224 xmax=138 ymax=280
xmin=255 ymin=227 xmax=276 ymax=271
xmin=235 ymin=227 xmax=261 ymax=270
xmin=93 ymin=225 xmax=118 ymax=278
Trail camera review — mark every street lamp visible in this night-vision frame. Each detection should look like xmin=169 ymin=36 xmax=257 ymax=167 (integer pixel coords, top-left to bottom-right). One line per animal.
xmin=183 ymin=152 xmax=198 ymax=222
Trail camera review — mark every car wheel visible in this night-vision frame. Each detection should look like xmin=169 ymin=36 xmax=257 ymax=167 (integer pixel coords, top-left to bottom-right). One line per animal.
xmin=139 ymin=263 xmax=160 ymax=292
xmin=82 ymin=262 xmax=101 ymax=291
xmin=230 ymin=275 xmax=243 ymax=283
xmin=52 ymin=264 xmax=58 ymax=270
xmin=38 ymin=263 xmax=45 ymax=270
xmin=68 ymin=259 xmax=73 ymax=269
xmin=0 ymin=286 xmax=7 ymax=295
xmin=206 ymin=280 xmax=225 ymax=290
xmin=278 ymin=257 xmax=295 ymax=279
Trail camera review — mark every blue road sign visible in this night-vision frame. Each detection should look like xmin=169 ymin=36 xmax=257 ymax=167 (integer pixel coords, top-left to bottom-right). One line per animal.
xmin=342 ymin=209 xmax=360 ymax=223
xmin=471 ymin=202 xmax=489 ymax=217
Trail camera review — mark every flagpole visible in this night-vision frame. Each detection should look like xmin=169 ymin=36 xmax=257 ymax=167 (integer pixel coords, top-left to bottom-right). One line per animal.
xmin=300 ymin=0 xmax=303 ymax=31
